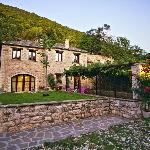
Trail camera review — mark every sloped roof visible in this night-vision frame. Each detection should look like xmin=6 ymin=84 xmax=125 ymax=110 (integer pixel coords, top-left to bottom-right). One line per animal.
xmin=2 ymin=40 xmax=43 ymax=48
xmin=2 ymin=40 xmax=87 ymax=53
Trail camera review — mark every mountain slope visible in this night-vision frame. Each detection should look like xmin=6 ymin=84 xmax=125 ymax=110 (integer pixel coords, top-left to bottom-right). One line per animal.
xmin=0 ymin=3 xmax=85 ymax=47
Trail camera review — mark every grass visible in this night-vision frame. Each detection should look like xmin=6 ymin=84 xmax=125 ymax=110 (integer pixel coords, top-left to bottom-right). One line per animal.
xmin=31 ymin=118 xmax=150 ymax=150
xmin=0 ymin=91 xmax=93 ymax=105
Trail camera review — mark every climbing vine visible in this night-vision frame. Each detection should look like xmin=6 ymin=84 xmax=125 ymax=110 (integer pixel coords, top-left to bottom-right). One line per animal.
xmin=64 ymin=63 xmax=132 ymax=78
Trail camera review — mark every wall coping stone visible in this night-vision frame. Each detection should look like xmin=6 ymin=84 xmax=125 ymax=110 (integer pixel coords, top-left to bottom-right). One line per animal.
xmin=0 ymin=96 xmax=140 ymax=108
xmin=108 ymin=97 xmax=140 ymax=102
xmin=0 ymin=98 xmax=96 ymax=108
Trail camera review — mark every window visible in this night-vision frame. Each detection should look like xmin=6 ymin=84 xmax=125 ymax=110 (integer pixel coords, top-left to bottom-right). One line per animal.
xmin=74 ymin=54 xmax=80 ymax=63
xmin=12 ymin=48 xmax=21 ymax=59
xmin=56 ymin=51 xmax=63 ymax=62
xmin=11 ymin=74 xmax=35 ymax=92
xmin=29 ymin=50 xmax=36 ymax=61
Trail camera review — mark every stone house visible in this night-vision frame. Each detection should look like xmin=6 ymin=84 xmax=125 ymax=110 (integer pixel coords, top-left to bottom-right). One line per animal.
xmin=0 ymin=40 xmax=113 ymax=92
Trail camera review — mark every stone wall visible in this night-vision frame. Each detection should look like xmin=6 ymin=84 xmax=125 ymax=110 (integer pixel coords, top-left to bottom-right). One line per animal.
xmin=0 ymin=69 xmax=2 ymax=91
xmin=0 ymin=97 xmax=141 ymax=133
xmin=109 ymin=98 xmax=141 ymax=118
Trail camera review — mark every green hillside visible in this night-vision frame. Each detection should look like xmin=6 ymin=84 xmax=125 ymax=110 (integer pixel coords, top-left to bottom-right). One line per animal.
xmin=0 ymin=3 xmax=85 ymax=47
xmin=0 ymin=3 xmax=146 ymax=63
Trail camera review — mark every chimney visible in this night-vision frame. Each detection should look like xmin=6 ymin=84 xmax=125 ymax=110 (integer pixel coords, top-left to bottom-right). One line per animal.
xmin=65 ymin=39 xmax=69 ymax=49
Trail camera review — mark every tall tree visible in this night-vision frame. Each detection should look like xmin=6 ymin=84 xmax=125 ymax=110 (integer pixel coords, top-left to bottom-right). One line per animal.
xmin=80 ymin=24 xmax=111 ymax=54
xmin=39 ymin=31 xmax=57 ymax=90
xmin=80 ymin=25 xmax=146 ymax=64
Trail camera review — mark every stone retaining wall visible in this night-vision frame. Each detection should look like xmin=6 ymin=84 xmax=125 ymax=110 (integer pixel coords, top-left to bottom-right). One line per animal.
xmin=0 ymin=97 xmax=141 ymax=133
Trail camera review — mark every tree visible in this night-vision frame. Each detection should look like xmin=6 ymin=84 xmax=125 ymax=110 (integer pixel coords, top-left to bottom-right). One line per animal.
xmin=22 ymin=27 xmax=43 ymax=40
xmin=80 ymin=24 xmax=111 ymax=54
xmin=39 ymin=31 xmax=57 ymax=90
xmin=130 ymin=45 xmax=146 ymax=62
xmin=80 ymin=34 xmax=101 ymax=54
xmin=0 ymin=12 xmax=22 ymax=41
xmin=80 ymin=24 xmax=146 ymax=64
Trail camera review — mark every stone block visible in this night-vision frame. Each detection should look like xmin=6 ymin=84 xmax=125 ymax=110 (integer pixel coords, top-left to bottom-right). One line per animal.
xmin=72 ymin=110 xmax=80 ymax=115
xmin=35 ymin=105 xmax=46 ymax=111
xmin=0 ymin=127 xmax=3 ymax=133
xmin=21 ymin=118 xmax=30 ymax=123
xmin=45 ymin=116 xmax=52 ymax=121
xmin=3 ymin=121 xmax=15 ymax=127
xmin=32 ymin=116 xmax=42 ymax=121
xmin=0 ymin=109 xmax=3 ymax=118
xmin=122 ymin=114 xmax=131 ymax=118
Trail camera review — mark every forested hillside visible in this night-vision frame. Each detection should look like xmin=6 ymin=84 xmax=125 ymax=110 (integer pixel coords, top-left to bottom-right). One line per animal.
xmin=0 ymin=3 xmax=146 ymax=63
xmin=0 ymin=3 xmax=85 ymax=47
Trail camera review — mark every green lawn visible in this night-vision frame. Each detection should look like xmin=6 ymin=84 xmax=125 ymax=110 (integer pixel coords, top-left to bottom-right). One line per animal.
xmin=0 ymin=91 xmax=93 ymax=105
xmin=33 ymin=118 xmax=150 ymax=150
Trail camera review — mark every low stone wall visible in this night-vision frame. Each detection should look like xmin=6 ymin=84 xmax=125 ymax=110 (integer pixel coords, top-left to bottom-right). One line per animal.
xmin=0 ymin=97 xmax=141 ymax=133
xmin=110 ymin=98 xmax=141 ymax=118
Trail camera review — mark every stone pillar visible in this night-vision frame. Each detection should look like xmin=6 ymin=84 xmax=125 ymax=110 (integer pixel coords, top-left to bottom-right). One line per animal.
xmin=131 ymin=63 xmax=143 ymax=99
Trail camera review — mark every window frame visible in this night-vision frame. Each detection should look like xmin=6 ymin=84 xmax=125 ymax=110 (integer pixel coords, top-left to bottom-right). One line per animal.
xmin=74 ymin=53 xmax=80 ymax=63
xmin=12 ymin=48 xmax=21 ymax=60
xmin=29 ymin=49 xmax=36 ymax=61
xmin=56 ymin=51 xmax=63 ymax=62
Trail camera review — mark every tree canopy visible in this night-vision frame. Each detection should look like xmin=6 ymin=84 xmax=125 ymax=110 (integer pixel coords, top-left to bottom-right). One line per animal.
xmin=79 ymin=24 xmax=146 ymax=63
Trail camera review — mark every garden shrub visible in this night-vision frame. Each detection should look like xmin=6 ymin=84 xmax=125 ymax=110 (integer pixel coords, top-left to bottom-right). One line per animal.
xmin=48 ymin=73 xmax=56 ymax=90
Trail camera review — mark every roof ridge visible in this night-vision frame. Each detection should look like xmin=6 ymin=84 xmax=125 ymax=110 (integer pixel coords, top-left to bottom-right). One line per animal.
xmin=2 ymin=40 xmax=87 ymax=53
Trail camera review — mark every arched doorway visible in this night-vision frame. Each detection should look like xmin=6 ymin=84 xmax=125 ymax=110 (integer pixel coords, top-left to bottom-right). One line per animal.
xmin=11 ymin=74 xmax=35 ymax=92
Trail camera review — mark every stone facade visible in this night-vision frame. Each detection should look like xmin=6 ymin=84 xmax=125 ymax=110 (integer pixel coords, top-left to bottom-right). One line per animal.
xmin=47 ymin=47 xmax=88 ymax=88
xmin=0 ymin=45 xmax=45 ymax=92
xmin=0 ymin=40 xmax=113 ymax=92
xmin=0 ymin=68 xmax=2 ymax=92
xmin=0 ymin=97 xmax=141 ymax=133
xmin=87 ymin=54 xmax=113 ymax=64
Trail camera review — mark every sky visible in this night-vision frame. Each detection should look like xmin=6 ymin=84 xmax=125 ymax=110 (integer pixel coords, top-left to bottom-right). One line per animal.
xmin=0 ymin=0 xmax=150 ymax=52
